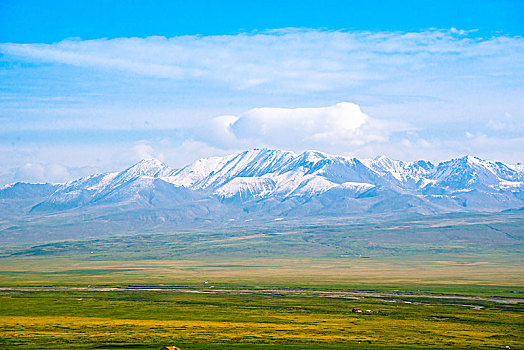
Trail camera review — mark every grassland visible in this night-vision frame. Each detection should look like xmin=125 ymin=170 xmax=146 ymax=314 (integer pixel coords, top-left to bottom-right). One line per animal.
xmin=0 ymin=287 xmax=522 ymax=349
xmin=0 ymin=212 xmax=523 ymax=349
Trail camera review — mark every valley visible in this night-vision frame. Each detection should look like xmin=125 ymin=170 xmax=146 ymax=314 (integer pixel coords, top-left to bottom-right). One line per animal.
xmin=0 ymin=213 xmax=522 ymax=349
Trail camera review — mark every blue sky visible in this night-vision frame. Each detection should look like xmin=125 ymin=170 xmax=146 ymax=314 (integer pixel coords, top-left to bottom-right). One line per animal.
xmin=1 ymin=1 xmax=523 ymax=184
xmin=2 ymin=0 xmax=523 ymax=42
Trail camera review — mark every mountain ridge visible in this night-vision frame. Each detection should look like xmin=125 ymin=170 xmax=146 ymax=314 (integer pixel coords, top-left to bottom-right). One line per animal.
xmin=2 ymin=148 xmax=524 ymax=222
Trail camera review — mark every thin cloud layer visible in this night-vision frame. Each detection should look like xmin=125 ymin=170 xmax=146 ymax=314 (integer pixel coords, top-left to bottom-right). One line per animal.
xmin=2 ymin=28 xmax=523 ymax=94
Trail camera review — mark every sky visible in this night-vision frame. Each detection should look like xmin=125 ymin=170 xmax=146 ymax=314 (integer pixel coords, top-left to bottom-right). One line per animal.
xmin=1 ymin=0 xmax=524 ymax=185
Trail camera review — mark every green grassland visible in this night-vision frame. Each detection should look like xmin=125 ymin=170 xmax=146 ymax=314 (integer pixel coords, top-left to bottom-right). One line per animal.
xmin=0 ymin=212 xmax=523 ymax=349
xmin=0 ymin=288 xmax=522 ymax=349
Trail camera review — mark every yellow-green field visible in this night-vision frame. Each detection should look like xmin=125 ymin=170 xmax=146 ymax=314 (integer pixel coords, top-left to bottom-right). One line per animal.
xmin=0 ymin=255 xmax=523 ymax=291
xmin=0 ymin=255 xmax=523 ymax=349
xmin=0 ymin=286 xmax=522 ymax=350
xmin=1 ymin=214 xmax=523 ymax=349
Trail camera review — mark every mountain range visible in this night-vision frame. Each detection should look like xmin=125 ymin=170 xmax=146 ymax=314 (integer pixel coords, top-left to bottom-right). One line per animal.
xmin=4 ymin=148 xmax=524 ymax=215
xmin=1 ymin=148 xmax=523 ymax=242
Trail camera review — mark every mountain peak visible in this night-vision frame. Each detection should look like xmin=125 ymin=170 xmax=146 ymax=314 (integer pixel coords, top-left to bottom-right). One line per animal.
xmin=133 ymin=158 xmax=165 ymax=166
xmin=300 ymin=150 xmax=325 ymax=160
xmin=121 ymin=158 xmax=170 ymax=178
xmin=371 ymin=155 xmax=402 ymax=165
xmin=373 ymin=155 xmax=393 ymax=161
xmin=457 ymin=155 xmax=484 ymax=164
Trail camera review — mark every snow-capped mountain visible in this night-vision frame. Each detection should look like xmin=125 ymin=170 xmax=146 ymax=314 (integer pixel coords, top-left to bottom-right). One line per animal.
xmin=2 ymin=149 xmax=524 ymax=221
xmin=165 ymin=149 xmax=380 ymax=199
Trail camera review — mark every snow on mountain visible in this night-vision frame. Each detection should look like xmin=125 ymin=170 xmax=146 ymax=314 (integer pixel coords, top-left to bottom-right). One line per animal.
xmin=339 ymin=181 xmax=376 ymax=193
xmin=215 ymin=177 xmax=277 ymax=199
xmin=286 ymin=151 xmax=378 ymax=185
xmin=362 ymin=156 xmax=434 ymax=188
xmin=167 ymin=149 xmax=296 ymax=189
xmin=164 ymin=155 xmax=234 ymax=188
xmin=431 ymin=155 xmax=521 ymax=191
xmin=3 ymin=148 xmax=521 ymax=217
xmin=174 ymin=149 xmax=379 ymax=200
xmin=117 ymin=158 xmax=172 ymax=180
xmin=31 ymin=159 xmax=180 ymax=212
xmin=287 ymin=176 xmax=339 ymax=197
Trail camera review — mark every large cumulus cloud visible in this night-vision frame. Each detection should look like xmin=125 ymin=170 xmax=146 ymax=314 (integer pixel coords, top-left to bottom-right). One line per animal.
xmin=199 ymin=102 xmax=410 ymax=151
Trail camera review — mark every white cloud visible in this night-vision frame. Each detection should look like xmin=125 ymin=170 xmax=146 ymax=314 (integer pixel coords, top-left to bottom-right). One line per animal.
xmin=163 ymin=140 xmax=236 ymax=167
xmin=11 ymin=163 xmax=71 ymax=184
xmin=487 ymin=112 xmax=524 ymax=131
xmin=132 ymin=142 xmax=155 ymax=160
xmin=194 ymin=102 xmax=412 ymax=153
xmin=231 ymin=103 xmax=367 ymax=143
xmin=194 ymin=115 xmax=240 ymax=148
xmin=13 ymin=163 xmax=46 ymax=183
xmin=2 ymin=28 xmax=522 ymax=140
xmin=2 ymin=28 xmax=523 ymax=95
xmin=0 ymin=143 xmax=138 ymax=185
